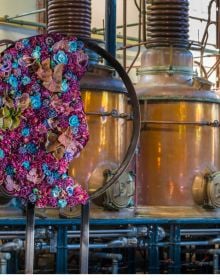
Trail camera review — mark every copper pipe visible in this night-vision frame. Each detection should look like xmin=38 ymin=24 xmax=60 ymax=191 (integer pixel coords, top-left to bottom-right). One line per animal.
xmin=127 ymin=0 xmax=142 ymax=74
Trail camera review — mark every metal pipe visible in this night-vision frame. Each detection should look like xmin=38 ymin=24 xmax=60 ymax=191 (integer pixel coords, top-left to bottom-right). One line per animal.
xmin=0 ymin=240 xmax=23 ymax=252
xmin=93 ymin=253 xmax=122 ymax=274
xmin=209 ymin=248 xmax=220 ymax=274
xmin=0 ymin=253 xmax=10 ymax=274
xmin=69 ymin=233 xmax=131 ymax=238
xmin=157 ymin=238 xmax=220 ymax=247
xmin=93 ymin=22 xmax=139 ymax=33
xmin=24 ymin=203 xmax=35 ymax=274
xmin=181 ymin=229 xmax=220 ymax=236
xmin=6 ymin=9 xmax=46 ymax=20
xmin=105 ymin=0 xmax=117 ymax=58
xmin=0 ymin=18 xmax=46 ymax=28
xmin=80 ymin=202 xmax=90 ymax=274
xmin=0 ymin=227 xmax=142 ymax=240
xmin=123 ymin=0 xmax=127 ymax=68
xmin=127 ymin=0 xmax=142 ymax=74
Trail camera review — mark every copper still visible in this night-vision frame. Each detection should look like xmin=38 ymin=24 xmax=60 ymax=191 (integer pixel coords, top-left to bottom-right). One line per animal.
xmin=47 ymin=0 xmax=134 ymax=213
xmin=135 ymin=0 xmax=220 ymax=215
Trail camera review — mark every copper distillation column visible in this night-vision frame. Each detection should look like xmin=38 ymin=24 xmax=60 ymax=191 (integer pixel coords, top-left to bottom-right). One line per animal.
xmin=135 ymin=0 xmax=220 ymax=216
xmin=47 ymin=0 xmax=134 ymax=213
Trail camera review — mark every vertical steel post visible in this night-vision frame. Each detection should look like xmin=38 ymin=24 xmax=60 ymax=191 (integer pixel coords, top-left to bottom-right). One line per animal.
xmin=56 ymin=226 xmax=68 ymax=273
xmin=148 ymin=224 xmax=160 ymax=273
xmin=25 ymin=202 xmax=35 ymax=274
xmin=105 ymin=0 xmax=117 ymax=58
xmin=127 ymin=248 xmax=136 ymax=273
xmin=169 ymin=224 xmax=181 ymax=273
xmin=123 ymin=0 xmax=127 ymax=69
xmin=80 ymin=202 xmax=90 ymax=274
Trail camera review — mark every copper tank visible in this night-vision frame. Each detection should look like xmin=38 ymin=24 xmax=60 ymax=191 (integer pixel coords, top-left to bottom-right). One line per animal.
xmin=46 ymin=0 xmax=134 ymax=214
xmin=69 ymin=65 xmax=130 ymax=194
xmin=135 ymin=0 xmax=220 ymax=215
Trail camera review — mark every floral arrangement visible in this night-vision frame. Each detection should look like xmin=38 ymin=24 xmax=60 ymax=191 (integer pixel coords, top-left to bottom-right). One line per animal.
xmin=0 ymin=33 xmax=89 ymax=208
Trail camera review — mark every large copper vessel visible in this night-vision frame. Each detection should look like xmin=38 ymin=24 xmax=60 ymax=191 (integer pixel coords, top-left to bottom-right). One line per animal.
xmin=69 ymin=65 xmax=131 ymax=197
xmin=135 ymin=0 xmax=220 ymax=215
xmin=47 ymin=0 xmax=135 ymax=213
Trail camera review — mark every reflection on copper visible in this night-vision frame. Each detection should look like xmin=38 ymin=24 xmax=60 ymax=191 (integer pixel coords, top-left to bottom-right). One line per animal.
xmin=69 ymin=90 xmax=130 ymax=193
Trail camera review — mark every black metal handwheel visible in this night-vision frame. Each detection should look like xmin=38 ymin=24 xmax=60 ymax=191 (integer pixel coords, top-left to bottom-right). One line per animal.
xmin=80 ymin=38 xmax=140 ymax=201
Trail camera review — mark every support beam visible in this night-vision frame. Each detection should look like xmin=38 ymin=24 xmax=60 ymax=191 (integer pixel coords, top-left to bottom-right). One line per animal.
xmin=105 ymin=0 xmax=117 ymax=58
xmin=80 ymin=202 xmax=90 ymax=274
xmin=25 ymin=203 xmax=35 ymax=274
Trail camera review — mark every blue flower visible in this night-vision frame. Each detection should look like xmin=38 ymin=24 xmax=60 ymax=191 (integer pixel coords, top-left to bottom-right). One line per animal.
xmin=28 ymin=193 xmax=37 ymax=203
xmin=51 ymin=186 xmax=61 ymax=198
xmin=58 ymin=199 xmax=67 ymax=208
xmin=48 ymin=109 xmax=57 ymax=118
xmin=0 ymin=149 xmax=4 ymax=159
xmin=43 ymin=99 xmax=50 ymax=107
xmin=22 ymin=161 xmax=30 ymax=170
xmin=47 ymin=176 xmax=55 ymax=185
xmin=26 ymin=143 xmax=38 ymax=154
xmin=22 ymin=38 xmax=30 ymax=47
xmin=12 ymin=61 xmax=18 ymax=69
xmin=3 ymin=54 xmax=12 ymax=61
xmin=43 ymin=119 xmax=50 ymax=128
xmin=30 ymin=94 xmax=41 ymax=109
xmin=61 ymin=79 xmax=69 ymax=92
xmin=52 ymin=171 xmax=60 ymax=180
xmin=45 ymin=169 xmax=52 ymax=177
xmin=77 ymin=40 xmax=84 ymax=50
xmin=22 ymin=76 xmax=31 ymax=85
xmin=6 ymin=165 xmax=15 ymax=175
xmin=32 ymin=46 xmax=41 ymax=59
xmin=42 ymin=163 xmax=49 ymax=171
xmin=14 ymin=91 xmax=22 ymax=98
xmin=61 ymin=173 xmax=68 ymax=179
xmin=53 ymin=50 xmax=68 ymax=64
xmin=21 ymin=127 xmax=30 ymax=137
xmin=68 ymin=41 xmax=77 ymax=52
xmin=69 ymin=115 xmax=79 ymax=127
xmin=64 ymin=70 xmax=75 ymax=80
xmin=42 ymin=164 xmax=52 ymax=176
xmin=66 ymin=186 xmax=74 ymax=196
xmin=8 ymin=75 xmax=18 ymax=89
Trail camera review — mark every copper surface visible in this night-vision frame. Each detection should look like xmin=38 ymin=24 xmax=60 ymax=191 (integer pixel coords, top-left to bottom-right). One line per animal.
xmin=135 ymin=46 xmax=220 ymax=210
xmin=47 ymin=0 xmax=91 ymax=38
xmin=146 ymin=0 xmax=189 ymax=48
xmin=69 ymin=89 xmax=130 ymax=194
xmin=136 ymin=100 xmax=220 ymax=207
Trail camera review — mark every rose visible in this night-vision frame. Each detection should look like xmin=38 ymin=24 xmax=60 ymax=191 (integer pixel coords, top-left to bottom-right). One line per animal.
xmin=69 ymin=115 xmax=79 ymax=127
xmin=53 ymin=50 xmax=68 ymax=64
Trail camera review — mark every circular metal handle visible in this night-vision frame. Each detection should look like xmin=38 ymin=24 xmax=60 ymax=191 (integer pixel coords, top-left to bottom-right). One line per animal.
xmin=80 ymin=38 xmax=140 ymax=200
